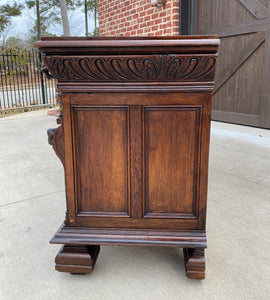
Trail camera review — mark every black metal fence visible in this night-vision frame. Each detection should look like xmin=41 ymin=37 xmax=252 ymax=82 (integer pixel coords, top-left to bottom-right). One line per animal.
xmin=0 ymin=47 xmax=57 ymax=110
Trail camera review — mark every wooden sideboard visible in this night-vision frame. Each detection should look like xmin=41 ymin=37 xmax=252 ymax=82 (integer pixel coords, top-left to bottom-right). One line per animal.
xmin=34 ymin=36 xmax=219 ymax=279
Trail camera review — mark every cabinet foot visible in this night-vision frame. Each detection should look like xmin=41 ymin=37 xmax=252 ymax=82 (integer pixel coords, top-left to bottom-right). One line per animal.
xmin=183 ymin=248 xmax=205 ymax=279
xmin=55 ymin=245 xmax=100 ymax=274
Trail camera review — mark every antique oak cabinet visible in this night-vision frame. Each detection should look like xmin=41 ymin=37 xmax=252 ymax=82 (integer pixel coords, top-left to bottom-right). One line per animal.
xmin=34 ymin=37 xmax=219 ymax=279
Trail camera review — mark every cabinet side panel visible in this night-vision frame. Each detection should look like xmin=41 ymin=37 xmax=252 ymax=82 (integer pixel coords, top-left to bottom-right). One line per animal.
xmin=73 ymin=106 xmax=129 ymax=216
xmin=144 ymin=106 xmax=201 ymax=218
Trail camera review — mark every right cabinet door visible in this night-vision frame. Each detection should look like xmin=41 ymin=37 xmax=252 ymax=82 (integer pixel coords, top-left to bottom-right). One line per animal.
xmin=143 ymin=105 xmax=203 ymax=222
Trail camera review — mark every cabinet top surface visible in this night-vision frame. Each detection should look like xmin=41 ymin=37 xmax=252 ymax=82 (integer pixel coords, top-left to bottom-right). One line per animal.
xmin=34 ymin=36 xmax=219 ymax=54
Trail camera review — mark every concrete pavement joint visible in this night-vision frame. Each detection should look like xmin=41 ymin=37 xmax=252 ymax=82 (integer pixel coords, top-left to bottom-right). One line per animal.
xmin=211 ymin=167 xmax=270 ymax=190
xmin=0 ymin=189 xmax=64 ymax=208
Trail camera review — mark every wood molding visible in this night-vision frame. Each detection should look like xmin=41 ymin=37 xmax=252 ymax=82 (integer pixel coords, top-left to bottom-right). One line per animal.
xmin=62 ymin=94 xmax=76 ymax=225
xmin=34 ymin=36 xmax=220 ymax=55
xmin=57 ymin=82 xmax=215 ymax=93
xmin=143 ymin=212 xmax=197 ymax=219
xmin=55 ymin=245 xmax=100 ymax=274
xmin=130 ymin=106 xmax=143 ymax=218
xmin=51 ymin=225 xmax=207 ymax=248
xmin=43 ymin=55 xmax=217 ymax=83
xmin=237 ymin=0 xmax=267 ymax=19
xmin=183 ymin=248 xmax=205 ymax=279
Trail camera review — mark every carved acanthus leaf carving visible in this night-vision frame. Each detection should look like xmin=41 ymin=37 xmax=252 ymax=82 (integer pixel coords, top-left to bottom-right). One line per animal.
xmin=43 ymin=55 xmax=217 ymax=82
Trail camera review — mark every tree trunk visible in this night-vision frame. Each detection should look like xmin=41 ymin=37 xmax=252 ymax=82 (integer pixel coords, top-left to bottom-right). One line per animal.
xmin=36 ymin=0 xmax=41 ymax=40
xmin=59 ymin=0 xmax=71 ymax=36
xmin=94 ymin=5 xmax=97 ymax=36
xmin=84 ymin=0 xmax=88 ymax=37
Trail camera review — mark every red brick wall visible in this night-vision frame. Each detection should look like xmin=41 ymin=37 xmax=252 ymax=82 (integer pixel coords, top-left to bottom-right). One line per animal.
xmin=98 ymin=0 xmax=180 ymax=36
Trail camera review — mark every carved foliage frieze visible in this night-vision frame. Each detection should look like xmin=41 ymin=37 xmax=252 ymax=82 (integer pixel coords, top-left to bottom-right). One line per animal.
xmin=43 ymin=55 xmax=217 ymax=82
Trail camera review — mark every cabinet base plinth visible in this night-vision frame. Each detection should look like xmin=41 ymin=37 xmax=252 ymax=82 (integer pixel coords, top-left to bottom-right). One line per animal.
xmin=51 ymin=224 xmax=207 ymax=248
xmin=52 ymin=225 xmax=207 ymax=278
xmin=55 ymin=244 xmax=100 ymax=274
xmin=183 ymin=248 xmax=205 ymax=279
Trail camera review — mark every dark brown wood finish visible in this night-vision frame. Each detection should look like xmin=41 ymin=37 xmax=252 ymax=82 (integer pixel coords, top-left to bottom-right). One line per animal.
xmin=144 ymin=106 xmax=201 ymax=219
xmin=34 ymin=37 xmax=219 ymax=279
xmin=73 ymin=106 xmax=130 ymax=217
xmin=55 ymin=245 xmax=100 ymax=274
xmin=194 ymin=0 xmax=270 ymax=128
xmin=183 ymin=248 xmax=205 ymax=279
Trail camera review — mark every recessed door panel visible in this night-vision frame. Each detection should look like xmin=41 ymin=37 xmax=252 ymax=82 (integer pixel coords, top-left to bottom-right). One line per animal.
xmin=72 ymin=106 xmax=130 ymax=217
xmin=144 ymin=106 xmax=201 ymax=219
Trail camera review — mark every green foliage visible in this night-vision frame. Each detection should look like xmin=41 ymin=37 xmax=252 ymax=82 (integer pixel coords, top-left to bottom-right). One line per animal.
xmin=26 ymin=0 xmax=75 ymax=39
xmin=29 ymin=23 xmax=57 ymax=42
xmin=0 ymin=2 xmax=24 ymax=32
xmin=74 ymin=0 xmax=99 ymax=36
xmin=75 ymin=0 xmax=98 ymax=17
xmin=5 ymin=37 xmax=25 ymax=49
xmin=0 ymin=3 xmax=24 ymax=16
xmin=0 ymin=15 xmax=9 ymax=33
xmin=75 ymin=0 xmax=98 ymax=10
xmin=26 ymin=0 xmax=62 ymax=25
xmin=88 ymin=27 xmax=99 ymax=37
xmin=0 ymin=47 xmax=29 ymax=83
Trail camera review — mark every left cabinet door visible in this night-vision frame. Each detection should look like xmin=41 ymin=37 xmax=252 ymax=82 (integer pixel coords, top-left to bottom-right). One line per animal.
xmin=71 ymin=105 xmax=131 ymax=224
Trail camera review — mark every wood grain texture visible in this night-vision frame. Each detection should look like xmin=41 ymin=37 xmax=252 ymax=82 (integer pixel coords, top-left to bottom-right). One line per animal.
xmin=183 ymin=248 xmax=205 ymax=279
xmin=55 ymin=245 xmax=100 ymax=274
xmin=51 ymin=225 xmax=207 ymax=248
xmin=62 ymin=94 xmax=76 ymax=225
xmin=35 ymin=37 xmax=219 ymax=279
xmin=72 ymin=106 xmax=130 ymax=216
xmin=59 ymin=92 xmax=210 ymax=231
xmin=213 ymin=31 xmax=265 ymax=94
xmin=130 ymin=106 xmax=143 ymax=218
xmin=144 ymin=106 xmax=201 ymax=218
xmin=194 ymin=0 xmax=270 ymax=128
xmin=194 ymin=0 xmax=256 ymax=33
xmin=194 ymin=19 xmax=267 ymax=37
xmin=34 ymin=36 xmax=220 ymax=56
xmin=237 ymin=0 xmax=267 ymax=19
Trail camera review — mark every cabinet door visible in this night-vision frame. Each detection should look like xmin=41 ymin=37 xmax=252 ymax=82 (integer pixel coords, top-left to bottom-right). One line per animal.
xmin=65 ymin=93 xmax=209 ymax=230
xmin=72 ymin=105 xmax=131 ymax=218
xmin=143 ymin=106 xmax=202 ymax=220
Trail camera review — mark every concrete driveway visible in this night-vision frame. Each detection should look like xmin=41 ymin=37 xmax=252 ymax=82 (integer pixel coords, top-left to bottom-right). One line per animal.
xmin=0 ymin=109 xmax=269 ymax=300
